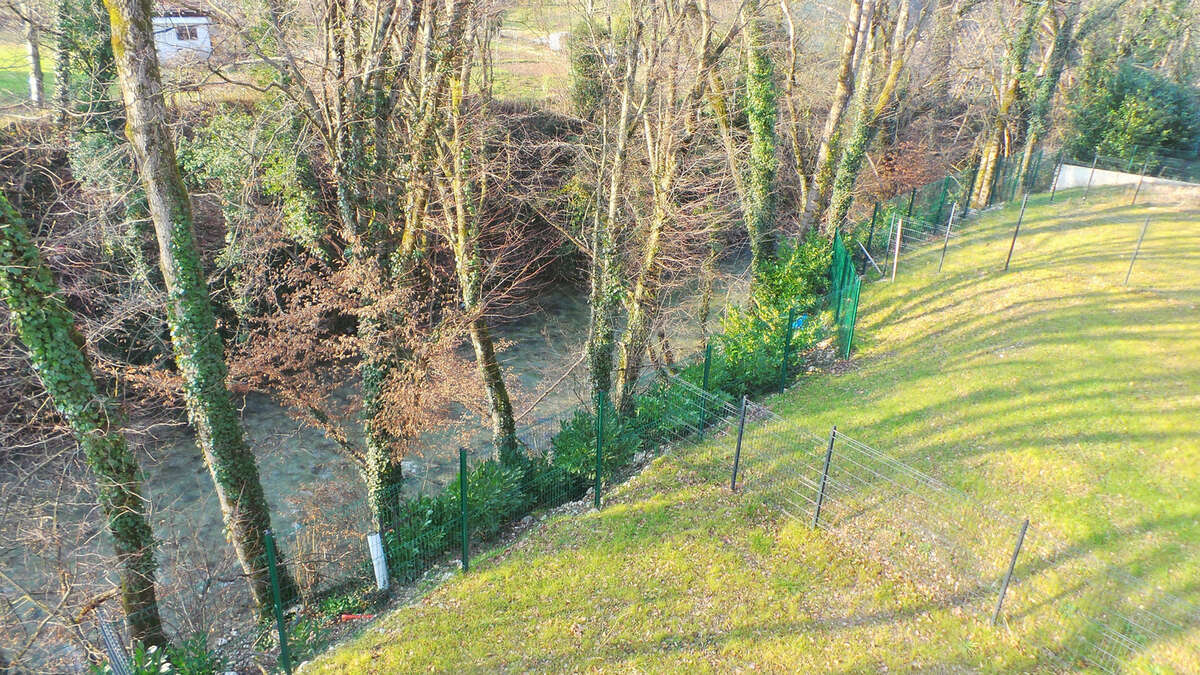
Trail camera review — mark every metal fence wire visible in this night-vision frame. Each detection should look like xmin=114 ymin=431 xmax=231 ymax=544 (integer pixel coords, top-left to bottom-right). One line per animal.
xmin=76 ymin=150 xmax=1099 ymax=672
xmin=724 ymin=397 xmax=1200 ymax=672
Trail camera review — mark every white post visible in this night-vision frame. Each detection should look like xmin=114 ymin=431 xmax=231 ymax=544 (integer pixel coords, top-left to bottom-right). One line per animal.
xmin=891 ymin=217 xmax=903 ymax=282
xmin=367 ymin=532 xmax=389 ymax=591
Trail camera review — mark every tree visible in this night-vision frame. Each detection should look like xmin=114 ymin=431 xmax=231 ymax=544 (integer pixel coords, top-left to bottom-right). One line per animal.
xmin=825 ymin=0 xmax=926 ymax=231
xmin=969 ymin=0 xmax=1043 ymax=208
xmin=800 ymin=0 xmax=866 ymax=233
xmin=101 ymin=0 xmax=295 ymax=608
xmin=0 ymin=194 xmax=164 ymax=646
xmin=432 ymin=11 xmax=521 ymax=461
xmin=743 ymin=9 xmax=780 ymax=279
xmin=20 ymin=2 xmax=45 ymax=107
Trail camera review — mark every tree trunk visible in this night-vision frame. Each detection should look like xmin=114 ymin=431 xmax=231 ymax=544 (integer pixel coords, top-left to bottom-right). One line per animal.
xmin=54 ymin=1 xmax=70 ymax=125
xmin=614 ymin=187 xmax=668 ymax=414
xmin=0 ymin=195 xmax=165 ymax=647
xmin=800 ymin=0 xmax=864 ymax=233
xmin=586 ymin=19 xmax=642 ymax=403
xmin=1018 ymin=3 xmax=1078 ymax=189
xmin=102 ymin=0 xmax=295 ymax=609
xmin=826 ymin=25 xmax=878 ymax=232
xmin=22 ymin=3 xmax=45 ymax=107
xmin=743 ymin=17 xmax=779 ymax=279
xmin=972 ymin=0 xmax=1043 ymax=207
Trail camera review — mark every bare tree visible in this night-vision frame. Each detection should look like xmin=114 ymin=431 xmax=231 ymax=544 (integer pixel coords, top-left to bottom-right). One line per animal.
xmin=102 ymin=0 xmax=295 ymax=608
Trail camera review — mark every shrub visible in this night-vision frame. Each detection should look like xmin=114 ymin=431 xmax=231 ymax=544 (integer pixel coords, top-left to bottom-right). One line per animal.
xmin=550 ymin=408 xmax=640 ymax=480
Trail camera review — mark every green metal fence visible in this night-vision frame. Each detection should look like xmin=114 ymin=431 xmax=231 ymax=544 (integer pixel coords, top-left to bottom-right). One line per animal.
xmin=100 ymin=146 xmax=1100 ymax=672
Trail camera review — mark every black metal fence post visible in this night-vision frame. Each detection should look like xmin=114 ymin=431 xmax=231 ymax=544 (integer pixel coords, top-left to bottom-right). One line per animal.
xmin=1082 ymin=152 xmax=1099 ymax=201
xmin=459 ymin=448 xmax=469 ymax=572
xmin=265 ymin=531 xmax=293 ymax=674
xmin=698 ymin=342 xmax=713 ymax=438
xmin=866 ymin=201 xmax=879 ymax=249
xmin=992 ymin=518 xmax=1030 ymax=625
xmin=1003 ymin=195 xmax=1029 ymax=272
xmin=1124 ymin=215 xmax=1151 ymax=286
xmin=1130 ymin=160 xmax=1148 ymax=205
xmin=811 ymin=426 xmax=837 ymax=528
xmin=730 ymin=396 xmax=747 ymax=491
xmin=594 ymin=395 xmax=604 ymax=510
xmin=938 ymin=203 xmax=957 ymax=273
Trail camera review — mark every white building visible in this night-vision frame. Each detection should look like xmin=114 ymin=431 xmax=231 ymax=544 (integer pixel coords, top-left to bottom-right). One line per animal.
xmin=152 ymin=10 xmax=213 ymax=63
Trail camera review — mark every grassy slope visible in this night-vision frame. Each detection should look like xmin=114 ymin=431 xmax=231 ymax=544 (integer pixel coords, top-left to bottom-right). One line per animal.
xmin=308 ymin=186 xmax=1200 ymax=673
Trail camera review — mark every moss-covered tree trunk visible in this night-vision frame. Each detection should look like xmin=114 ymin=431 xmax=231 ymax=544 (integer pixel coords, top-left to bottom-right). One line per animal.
xmin=826 ymin=27 xmax=878 ymax=232
xmin=0 ymin=195 xmax=165 ymax=647
xmin=102 ymin=0 xmax=295 ymax=608
xmin=613 ymin=187 xmax=668 ymax=415
xmin=54 ymin=1 xmax=70 ymax=126
xmin=744 ymin=17 xmax=779 ymax=279
xmin=801 ymin=0 xmax=864 ymax=233
xmin=971 ymin=0 xmax=1042 ymax=208
xmin=1018 ymin=4 xmax=1078 ymax=189
xmin=586 ymin=19 xmax=642 ymax=404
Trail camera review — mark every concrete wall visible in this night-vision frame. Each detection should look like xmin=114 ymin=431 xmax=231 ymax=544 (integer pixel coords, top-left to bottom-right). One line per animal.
xmin=152 ymin=16 xmax=213 ymax=63
xmin=1054 ymin=163 xmax=1198 ymax=190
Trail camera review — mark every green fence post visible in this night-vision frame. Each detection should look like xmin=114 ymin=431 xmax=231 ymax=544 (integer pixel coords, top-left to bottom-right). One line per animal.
xmin=698 ymin=342 xmax=713 ymax=439
xmin=1124 ymin=215 xmax=1151 ymax=286
xmin=730 ymin=396 xmax=747 ymax=491
xmin=843 ymin=277 xmax=862 ymax=359
xmin=962 ymin=158 xmax=979 ymax=214
xmin=905 ymin=188 xmax=916 ymax=218
xmin=1028 ymin=148 xmax=1043 ymax=192
xmin=459 ymin=448 xmax=469 ymax=572
xmin=779 ymin=307 xmax=796 ymax=394
xmin=1130 ymin=160 xmax=1148 ymax=205
xmin=594 ymin=395 xmax=604 ymax=510
xmin=265 ymin=531 xmax=293 ymax=675
xmin=866 ymin=201 xmax=879 ymax=249
xmin=1082 ymin=151 xmax=1098 ymax=202
xmin=992 ymin=519 xmax=1030 ymax=626
xmin=987 ymin=157 xmax=1002 ymax=207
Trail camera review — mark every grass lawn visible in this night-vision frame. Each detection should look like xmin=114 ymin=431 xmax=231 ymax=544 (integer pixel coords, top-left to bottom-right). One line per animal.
xmin=0 ymin=39 xmax=54 ymax=108
xmin=305 ymin=185 xmax=1200 ymax=673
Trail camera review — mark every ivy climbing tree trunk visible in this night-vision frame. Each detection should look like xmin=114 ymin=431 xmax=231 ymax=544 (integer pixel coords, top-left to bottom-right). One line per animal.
xmin=102 ymin=0 xmax=295 ymax=609
xmin=1018 ymin=1 xmax=1079 ymax=188
xmin=434 ymin=44 xmax=520 ymax=463
xmin=800 ymin=0 xmax=865 ymax=233
xmin=743 ymin=14 xmax=779 ymax=279
xmin=586 ymin=13 xmax=644 ymax=403
xmin=971 ymin=0 xmax=1043 ymax=208
xmin=825 ymin=0 xmax=922 ymax=231
xmin=54 ymin=1 xmax=70 ymax=126
xmin=0 ymin=195 xmax=165 ymax=647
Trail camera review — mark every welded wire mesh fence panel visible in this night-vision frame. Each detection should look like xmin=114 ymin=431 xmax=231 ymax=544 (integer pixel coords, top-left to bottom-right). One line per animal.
xmin=732 ymin=405 xmax=1028 ymax=617
xmin=1012 ymin=528 xmax=1200 ymax=673
xmin=836 ymin=274 xmax=861 ymax=359
xmin=119 ymin=568 xmax=273 ymax=672
xmin=1070 ymin=149 xmax=1200 ymax=184
xmin=727 ymin=402 xmax=830 ymax=518
xmin=814 ymin=430 xmax=1024 ymax=610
